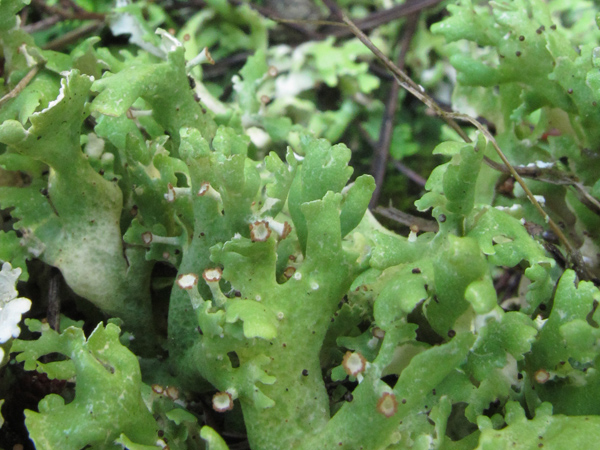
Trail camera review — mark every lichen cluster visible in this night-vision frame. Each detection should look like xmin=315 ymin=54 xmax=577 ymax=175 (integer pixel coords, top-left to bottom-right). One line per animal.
xmin=1 ymin=1 xmax=600 ymax=449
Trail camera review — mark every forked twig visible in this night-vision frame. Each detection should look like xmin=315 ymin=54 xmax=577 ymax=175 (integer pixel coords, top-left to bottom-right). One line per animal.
xmin=340 ymin=14 xmax=595 ymax=282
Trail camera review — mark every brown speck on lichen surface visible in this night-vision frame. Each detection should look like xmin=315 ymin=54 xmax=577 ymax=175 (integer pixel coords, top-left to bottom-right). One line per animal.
xmin=212 ymin=391 xmax=234 ymax=412
xmin=377 ymin=392 xmax=398 ymax=418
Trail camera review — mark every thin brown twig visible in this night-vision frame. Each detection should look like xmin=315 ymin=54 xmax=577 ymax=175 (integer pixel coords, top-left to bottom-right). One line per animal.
xmin=484 ymin=155 xmax=600 ymax=217
xmin=369 ymin=13 xmax=419 ymax=208
xmin=367 ymin=61 xmax=395 ymax=80
xmin=324 ymin=0 xmax=445 ymax=37
xmin=170 ymin=0 xmax=324 ymax=39
xmin=340 ymin=14 xmax=595 ymax=282
xmin=62 ymin=0 xmax=87 ymax=14
xmin=374 ymin=205 xmax=439 ymax=232
xmin=42 ymin=20 xmax=103 ymax=50
xmin=22 ymin=14 xmax=61 ymax=33
xmin=20 ymin=5 xmax=29 ymax=25
xmin=359 ymin=122 xmax=428 ymax=188
xmin=47 ymin=269 xmax=61 ymax=332
xmin=322 ymin=0 xmax=344 ymax=19
xmin=392 ymin=159 xmax=427 ymax=187
xmin=483 ymin=155 xmax=567 ymax=182
xmin=163 ymin=0 xmax=199 ymax=10
xmin=357 ymin=123 xmax=377 ymax=147
xmin=229 ymin=0 xmax=323 ymax=40
xmin=572 ymin=182 xmax=600 ymax=216
xmin=202 ymin=51 xmax=253 ymax=80
xmin=31 ymin=0 xmax=105 ymax=20
xmin=0 ymin=65 xmax=40 ymax=108
xmin=272 ymin=17 xmax=348 ymax=27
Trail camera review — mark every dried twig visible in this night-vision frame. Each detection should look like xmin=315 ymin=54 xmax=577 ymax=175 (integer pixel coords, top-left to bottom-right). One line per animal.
xmin=0 ymin=65 xmax=40 ymax=108
xmin=22 ymin=14 xmax=61 ymax=33
xmin=62 ymin=0 xmax=87 ymax=14
xmin=484 ymin=156 xmax=600 ymax=218
xmin=202 ymin=51 xmax=253 ymax=80
xmin=323 ymin=0 xmax=445 ymax=37
xmin=392 ymin=159 xmax=427 ymax=187
xmin=369 ymin=13 xmax=419 ymax=208
xmin=47 ymin=269 xmax=61 ymax=332
xmin=230 ymin=0 xmax=323 ymax=40
xmin=167 ymin=0 xmax=323 ymax=39
xmin=42 ymin=20 xmax=103 ymax=50
xmin=31 ymin=0 xmax=105 ymax=20
xmin=360 ymin=121 xmax=428 ymax=189
xmin=322 ymin=0 xmax=344 ymax=19
xmin=374 ymin=205 xmax=439 ymax=232
xmin=572 ymin=182 xmax=600 ymax=217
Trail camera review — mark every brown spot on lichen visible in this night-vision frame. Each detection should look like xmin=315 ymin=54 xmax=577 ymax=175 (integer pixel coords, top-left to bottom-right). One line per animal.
xmin=177 ymin=273 xmax=199 ymax=290
xmin=212 ymin=391 xmax=234 ymax=412
xmin=250 ymin=220 xmax=271 ymax=242
xmin=342 ymin=351 xmax=367 ymax=377
xmin=534 ymin=369 xmax=550 ymax=384
xmin=203 ymin=268 xmax=222 ymax=283
xmin=377 ymin=392 xmax=398 ymax=418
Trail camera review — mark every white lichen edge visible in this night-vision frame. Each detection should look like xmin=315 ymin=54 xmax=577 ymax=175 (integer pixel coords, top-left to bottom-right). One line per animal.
xmin=0 ymin=263 xmax=32 ymax=358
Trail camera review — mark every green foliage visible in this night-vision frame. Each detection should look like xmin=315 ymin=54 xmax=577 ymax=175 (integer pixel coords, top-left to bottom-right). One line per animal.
xmin=0 ymin=70 xmax=156 ymax=347
xmin=12 ymin=321 xmax=157 ymax=449
xmin=432 ymin=0 xmax=600 ymax=275
xmin=476 ymin=402 xmax=600 ymax=449
xmin=2 ymin=1 xmax=600 ymax=450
